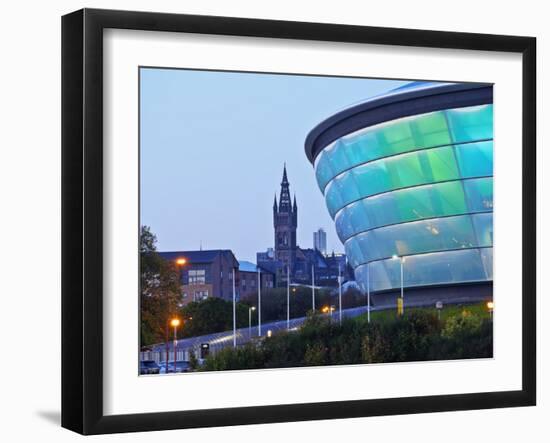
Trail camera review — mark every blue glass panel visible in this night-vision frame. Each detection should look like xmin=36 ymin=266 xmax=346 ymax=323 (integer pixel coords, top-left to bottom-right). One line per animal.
xmin=463 ymin=177 xmax=493 ymax=212
xmin=446 ymin=104 xmax=493 ymax=143
xmin=480 ymin=248 xmax=493 ymax=280
xmin=454 ymin=141 xmax=493 ymax=178
xmin=355 ymin=248 xmax=491 ymax=291
xmin=471 ymin=212 xmax=493 ymax=246
xmin=347 ymin=214 xmax=478 ymax=263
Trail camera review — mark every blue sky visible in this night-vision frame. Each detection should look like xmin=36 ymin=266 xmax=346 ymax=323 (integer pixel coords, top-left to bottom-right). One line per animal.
xmin=140 ymin=68 xmax=407 ymax=262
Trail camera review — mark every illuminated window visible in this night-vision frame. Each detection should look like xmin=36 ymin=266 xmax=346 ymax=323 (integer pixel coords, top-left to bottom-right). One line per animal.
xmin=188 ymin=269 xmax=206 ymax=285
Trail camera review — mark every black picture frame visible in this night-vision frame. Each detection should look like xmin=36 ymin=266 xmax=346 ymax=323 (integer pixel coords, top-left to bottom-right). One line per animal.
xmin=61 ymin=8 xmax=536 ymax=435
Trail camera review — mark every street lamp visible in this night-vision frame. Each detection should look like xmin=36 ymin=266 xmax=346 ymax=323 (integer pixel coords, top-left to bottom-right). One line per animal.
xmin=392 ymin=254 xmax=405 ymax=315
xmin=366 ymin=262 xmax=371 ymax=323
xmin=257 ymin=268 xmax=262 ymax=337
xmin=311 ymin=264 xmax=316 ymax=311
xmin=170 ymin=318 xmax=180 ymax=373
xmin=175 ymin=258 xmax=187 ymax=303
xmin=287 ymin=265 xmax=290 ymax=330
xmin=232 ymin=267 xmax=237 ymax=348
xmin=175 ymin=257 xmax=187 ymax=266
xmin=487 ymin=301 xmax=494 ymax=319
xmin=249 ymin=306 xmax=256 ymax=338
xmin=338 ymin=264 xmax=342 ymax=325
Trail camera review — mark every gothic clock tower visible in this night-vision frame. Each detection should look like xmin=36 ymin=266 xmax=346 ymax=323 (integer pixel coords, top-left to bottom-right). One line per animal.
xmin=273 ymin=164 xmax=297 ymax=275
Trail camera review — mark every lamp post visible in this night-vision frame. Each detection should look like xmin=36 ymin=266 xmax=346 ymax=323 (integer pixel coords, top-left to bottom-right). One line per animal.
xmin=257 ymin=268 xmax=262 ymax=337
xmin=232 ymin=267 xmax=236 ymax=348
xmin=175 ymin=257 xmax=187 ymax=301
xmin=367 ymin=262 xmax=371 ymax=323
xmin=487 ymin=301 xmax=494 ymax=319
xmin=287 ymin=265 xmax=290 ymax=330
xmin=249 ymin=306 xmax=256 ymax=338
xmin=338 ymin=264 xmax=343 ymax=325
xmin=175 ymin=258 xmax=187 ymax=267
xmin=170 ymin=318 xmax=180 ymax=373
xmin=436 ymin=301 xmax=443 ymax=321
xmin=392 ymin=255 xmax=405 ymax=315
xmin=322 ymin=305 xmax=334 ymax=322
xmin=311 ymin=264 xmax=316 ymax=311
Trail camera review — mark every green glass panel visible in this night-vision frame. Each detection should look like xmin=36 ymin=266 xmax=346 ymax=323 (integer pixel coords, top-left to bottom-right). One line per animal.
xmin=386 ymin=151 xmax=425 ymax=187
xmin=326 ymin=146 xmax=465 ymax=215
xmin=334 ymin=180 xmax=472 ymax=242
xmin=423 ymin=146 xmax=459 ymax=182
xmin=409 ymin=111 xmax=451 ymax=148
xmin=315 ymin=105 xmax=492 ymax=191
xmin=432 ymin=181 xmax=468 ymax=215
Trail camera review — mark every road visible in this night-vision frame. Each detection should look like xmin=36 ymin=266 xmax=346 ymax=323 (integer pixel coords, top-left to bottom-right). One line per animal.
xmin=147 ymin=303 xmax=400 ymax=355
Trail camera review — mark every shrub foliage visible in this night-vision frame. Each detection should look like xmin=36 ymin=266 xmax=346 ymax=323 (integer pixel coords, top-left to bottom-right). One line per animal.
xmin=200 ymin=309 xmax=493 ymax=371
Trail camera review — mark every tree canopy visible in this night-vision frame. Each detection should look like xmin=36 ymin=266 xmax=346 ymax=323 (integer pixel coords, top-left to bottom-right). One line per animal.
xmin=140 ymin=225 xmax=181 ymax=346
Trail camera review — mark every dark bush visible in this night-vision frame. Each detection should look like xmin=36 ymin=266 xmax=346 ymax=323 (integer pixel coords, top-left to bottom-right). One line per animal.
xmin=200 ymin=308 xmax=492 ymax=371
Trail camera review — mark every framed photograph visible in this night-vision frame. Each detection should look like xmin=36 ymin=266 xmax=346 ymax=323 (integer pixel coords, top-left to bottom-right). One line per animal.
xmin=62 ymin=8 xmax=536 ymax=435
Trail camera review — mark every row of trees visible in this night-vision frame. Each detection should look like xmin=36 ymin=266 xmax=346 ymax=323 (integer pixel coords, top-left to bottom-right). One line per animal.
xmin=200 ymin=309 xmax=493 ymax=371
xmin=140 ymin=226 xmax=181 ymax=347
xmin=239 ymin=285 xmax=366 ymax=323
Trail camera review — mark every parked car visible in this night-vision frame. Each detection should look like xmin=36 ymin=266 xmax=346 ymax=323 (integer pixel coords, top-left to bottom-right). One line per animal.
xmin=139 ymin=360 xmax=160 ymax=375
xmin=158 ymin=361 xmax=191 ymax=374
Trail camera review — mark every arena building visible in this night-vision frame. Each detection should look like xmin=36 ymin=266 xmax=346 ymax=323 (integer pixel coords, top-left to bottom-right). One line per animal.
xmin=305 ymin=82 xmax=493 ymax=305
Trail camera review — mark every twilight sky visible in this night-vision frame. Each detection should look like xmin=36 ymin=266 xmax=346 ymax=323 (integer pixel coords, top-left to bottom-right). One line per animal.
xmin=140 ymin=68 xmax=407 ymax=262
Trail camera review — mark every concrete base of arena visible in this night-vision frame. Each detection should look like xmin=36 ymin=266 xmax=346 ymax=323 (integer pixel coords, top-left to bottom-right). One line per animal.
xmin=370 ymin=282 xmax=493 ymax=310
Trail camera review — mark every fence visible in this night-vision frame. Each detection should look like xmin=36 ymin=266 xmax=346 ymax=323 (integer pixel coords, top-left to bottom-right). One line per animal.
xmin=140 ymin=342 xmax=231 ymax=363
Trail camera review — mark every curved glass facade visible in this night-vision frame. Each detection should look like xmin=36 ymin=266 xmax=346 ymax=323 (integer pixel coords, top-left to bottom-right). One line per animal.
xmin=309 ymin=95 xmax=493 ymax=293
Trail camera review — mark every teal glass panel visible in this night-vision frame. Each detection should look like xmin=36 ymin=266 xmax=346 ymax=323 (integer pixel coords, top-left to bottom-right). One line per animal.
xmin=324 ymin=139 xmax=352 ymax=176
xmin=334 ymin=180 xmax=471 ymax=242
xmin=446 ymin=104 xmax=493 ymax=143
xmin=324 ymin=180 xmax=345 ymax=217
xmin=344 ymin=237 xmax=366 ymax=269
xmin=325 ymin=146 xmax=462 ymax=217
xmin=314 ymin=149 xmax=336 ymax=194
xmin=355 ymin=248 xmax=490 ymax=292
xmin=471 ymin=212 xmax=493 ymax=247
xmin=463 ymin=177 xmax=493 ymax=212
xmin=454 ymin=141 xmax=493 ymax=178
xmin=347 ymin=214 xmax=478 ymax=263
xmin=314 ymin=105 xmax=492 ymax=191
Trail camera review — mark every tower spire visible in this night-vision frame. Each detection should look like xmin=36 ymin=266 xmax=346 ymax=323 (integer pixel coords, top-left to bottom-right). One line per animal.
xmin=273 ymin=163 xmax=297 ymax=279
xmin=278 ymin=164 xmax=292 ymax=212
xmin=281 ymin=162 xmax=288 ymax=185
